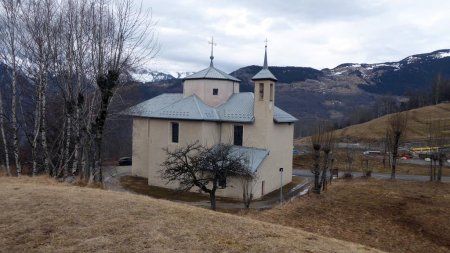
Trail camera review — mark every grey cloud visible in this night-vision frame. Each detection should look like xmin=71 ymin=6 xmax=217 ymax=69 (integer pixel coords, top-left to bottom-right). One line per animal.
xmin=140 ymin=0 xmax=450 ymax=73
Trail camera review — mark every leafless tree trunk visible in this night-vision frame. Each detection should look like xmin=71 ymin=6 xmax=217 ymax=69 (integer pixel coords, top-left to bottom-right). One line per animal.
xmin=0 ymin=0 xmax=21 ymax=175
xmin=0 ymin=89 xmax=10 ymax=175
xmin=344 ymin=140 xmax=355 ymax=177
xmin=311 ymin=122 xmax=325 ymax=194
xmin=31 ymin=82 xmax=42 ymax=175
xmin=428 ymin=119 xmax=447 ymax=182
xmin=320 ymin=127 xmax=334 ymax=191
xmin=386 ymin=112 xmax=408 ymax=180
xmin=240 ymin=176 xmax=255 ymax=209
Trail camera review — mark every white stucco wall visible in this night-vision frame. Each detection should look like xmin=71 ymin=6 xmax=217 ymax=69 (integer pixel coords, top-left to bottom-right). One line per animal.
xmin=131 ymin=118 xmax=149 ymax=178
xmin=183 ymin=79 xmax=239 ymax=107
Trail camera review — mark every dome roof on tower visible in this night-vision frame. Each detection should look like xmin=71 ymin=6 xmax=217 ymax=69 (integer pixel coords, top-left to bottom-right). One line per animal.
xmin=184 ymin=64 xmax=240 ymax=82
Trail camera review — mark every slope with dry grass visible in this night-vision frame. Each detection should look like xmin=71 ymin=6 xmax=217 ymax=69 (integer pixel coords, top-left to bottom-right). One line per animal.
xmin=296 ymin=103 xmax=450 ymax=144
xmin=0 ymin=176 xmax=381 ymax=253
xmin=249 ymin=179 xmax=450 ymax=253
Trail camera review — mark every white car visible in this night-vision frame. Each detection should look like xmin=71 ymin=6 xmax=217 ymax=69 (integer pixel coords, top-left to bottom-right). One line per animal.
xmin=424 ymin=158 xmax=431 ymax=162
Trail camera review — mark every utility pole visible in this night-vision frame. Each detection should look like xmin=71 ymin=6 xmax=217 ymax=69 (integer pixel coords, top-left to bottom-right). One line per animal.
xmin=279 ymin=168 xmax=284 ymax=203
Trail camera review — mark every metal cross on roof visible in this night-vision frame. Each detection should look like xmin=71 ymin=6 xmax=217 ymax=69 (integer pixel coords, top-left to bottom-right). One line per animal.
xmin=208 ymin=36 xmax=217 ymax=66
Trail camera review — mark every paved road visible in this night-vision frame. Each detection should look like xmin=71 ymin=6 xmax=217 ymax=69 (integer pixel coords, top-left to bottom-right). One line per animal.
xmin=293 ymin=168 xmax=450 ymax=182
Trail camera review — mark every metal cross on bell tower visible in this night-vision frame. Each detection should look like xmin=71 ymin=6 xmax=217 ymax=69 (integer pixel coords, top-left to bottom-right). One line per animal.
xmin=208 ymin=36 xmax=217 ymax=66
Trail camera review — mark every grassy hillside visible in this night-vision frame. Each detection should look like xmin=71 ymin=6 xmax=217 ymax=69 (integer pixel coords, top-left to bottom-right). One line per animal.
xmin=250 ymin=179 xmax=450 ymax=253
xmin=0 ymin=176 xmax=380 ymax=253
xmin=296 ymin=103 xmax=450 ymax=144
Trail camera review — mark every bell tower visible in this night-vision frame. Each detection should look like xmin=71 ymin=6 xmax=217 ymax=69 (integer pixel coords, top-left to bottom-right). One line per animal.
xmin=252 ymin=41 xmax=277 ymax=124
xmin=249 ymin=42 xmax=278 ymax=149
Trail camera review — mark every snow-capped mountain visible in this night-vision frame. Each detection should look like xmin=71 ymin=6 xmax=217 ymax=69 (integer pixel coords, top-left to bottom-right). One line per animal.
xmin=129 ymin=67 xmax=194 ymax=83
xmin=327 ymin=49 xmax=450 ymax=79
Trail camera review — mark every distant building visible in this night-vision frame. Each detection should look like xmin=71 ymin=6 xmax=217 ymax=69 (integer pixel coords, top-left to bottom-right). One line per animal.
xmin=124 ymin=42 xmax=297 ymax=199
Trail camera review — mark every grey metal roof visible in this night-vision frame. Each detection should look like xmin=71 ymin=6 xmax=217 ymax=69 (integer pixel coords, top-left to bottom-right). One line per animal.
xmin=184 ymin=65 xmax=241 ymax=82
xmin=274 ymin=107 xmax=298 ymax=123
xmin=123 ymin=94 xmax=184 ymax=117
xmin=252 ymin=68 xmax=278 ymax=81
xmin=124 ymin=92 xmax=297 ymax=123
xmin=230 ymin=146 xmax=269 ymax=172
xmin=124 ymin=94 xmax=220 ymax=121
xmin=252 ymin=44 xmax=278 ymax=81
xmin=216 ymin=93 xmax=254 ymax=122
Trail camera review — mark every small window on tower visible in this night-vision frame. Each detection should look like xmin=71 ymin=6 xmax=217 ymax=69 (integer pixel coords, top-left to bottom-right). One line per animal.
xmin=270 ymin=83 xmax=274 ymax=101
xmin=259 ymin=83 xmax=264 ymax=100
xmin=213 ymin=88 xmax=218 ymax=95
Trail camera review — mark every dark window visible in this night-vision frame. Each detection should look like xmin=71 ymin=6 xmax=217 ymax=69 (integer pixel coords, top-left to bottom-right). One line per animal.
xmin=213 ymin=88 xmax=218 ymax=95
xmin=259 ymin=83 xmax=264 ymax=100
xmin=270 ymin=83 xmax=274 ymax=101
xmin=171 ymin=122 xmax=179 ymax=143
xmin=233 ymin=125 xmax=243 ymax=146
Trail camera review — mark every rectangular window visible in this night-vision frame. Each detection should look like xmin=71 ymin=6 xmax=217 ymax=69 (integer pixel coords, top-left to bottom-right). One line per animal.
xmin=233 ymin=125 xmax=243 ymax=146
xmin=259 ymin=83 xmax=264 ymax=100
xmin=262 ymin=181 xmax=265 ymax=195
xmin=213 ymin=88 xmax=218 ymax=95
xmin=171 ymin=122 xmax=179 ymax=143
xmin=270 ymin=83 xmax=274 ymax=101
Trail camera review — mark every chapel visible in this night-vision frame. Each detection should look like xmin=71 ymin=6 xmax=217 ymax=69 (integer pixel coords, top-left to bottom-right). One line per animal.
xmin=125 ymin=41 xmax=297 ymax=199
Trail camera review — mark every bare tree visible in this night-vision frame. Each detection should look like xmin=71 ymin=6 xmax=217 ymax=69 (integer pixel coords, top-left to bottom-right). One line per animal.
xmin=0 ymin=0 xmax=158 ymax=181
xmin=0 ymin=0 xmax=21 ymax=175
xmin=240 ymin=173 xmax=257 ymax=209
xmin=343 ymin=138 xmax=355 ymax=178
xmin=239 ymin=153 xmax=257 ymax=209
xmin=428 ymin=119 xmax=448 ymax=182
xmin=311 ymin=122 xmax=325 ymax=194
xmin=0 ymin=89 xmax=10 ymax=175
xmin=160 ymin=142 xmax=253 ymax=211
xmin=320 ymin=125 xmax=334 ymax=191
xmin=85 ymin=0 xmax=158 ymax=183
xmin=386 ymin=112 xmax=408 ymax=180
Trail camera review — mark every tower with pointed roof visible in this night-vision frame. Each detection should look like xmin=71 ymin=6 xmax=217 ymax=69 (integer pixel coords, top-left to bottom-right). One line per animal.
xmin=249 ymin=43 xmax=278 ymax=149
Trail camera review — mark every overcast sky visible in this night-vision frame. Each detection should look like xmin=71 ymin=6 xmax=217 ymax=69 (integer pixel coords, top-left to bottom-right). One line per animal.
xmin=140 ymin=0 xmax=450 ymax=75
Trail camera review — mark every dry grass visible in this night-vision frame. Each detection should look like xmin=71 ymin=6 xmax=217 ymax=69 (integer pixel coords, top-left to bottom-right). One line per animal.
xmin=0 ymin=176 xmax=381 ymax=253
xmin=248 ymin=179 xmax=450 ymax=253
xmin=296 ymin=103 xmax=450 ymax=144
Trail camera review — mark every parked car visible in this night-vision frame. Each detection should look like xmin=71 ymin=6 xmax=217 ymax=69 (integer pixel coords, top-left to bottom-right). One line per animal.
xmin=118 ymin=157 xmax=132 ymax=166
xmin=293 ymin=149 xmax=305 ymax=155
xmin=362 ymin=150 xmax=381 ymax=155
xmin=401 ymin=154 xmax=412 ymax=160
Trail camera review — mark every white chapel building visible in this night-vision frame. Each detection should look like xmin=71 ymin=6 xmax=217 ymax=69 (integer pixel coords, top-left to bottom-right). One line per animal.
xmin=125 ymin=44 xmax=297 ymax=199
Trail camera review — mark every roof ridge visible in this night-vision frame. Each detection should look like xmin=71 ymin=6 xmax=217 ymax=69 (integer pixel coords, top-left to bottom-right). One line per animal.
xmin=192 ymin=95 xmax=205 ymax=119
xmin=204 ymin=66 xmax=213 ymax=78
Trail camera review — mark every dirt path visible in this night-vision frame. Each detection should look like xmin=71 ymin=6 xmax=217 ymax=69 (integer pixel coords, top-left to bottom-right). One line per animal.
xmin=103 ymin=166 xmax=132 ymax=192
